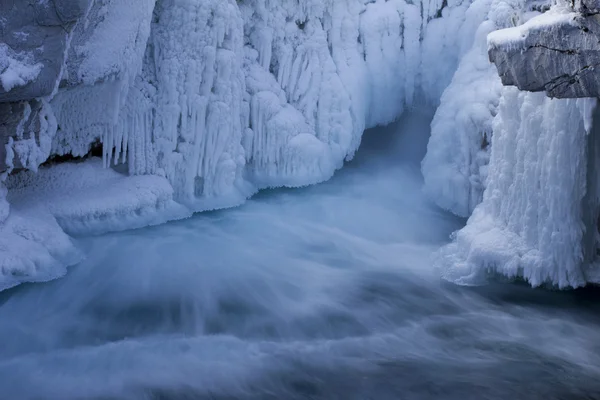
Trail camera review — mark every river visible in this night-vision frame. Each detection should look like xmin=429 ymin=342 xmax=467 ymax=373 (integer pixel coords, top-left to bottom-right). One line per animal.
xmin=0 ymin=112 xmax=599 ymax=399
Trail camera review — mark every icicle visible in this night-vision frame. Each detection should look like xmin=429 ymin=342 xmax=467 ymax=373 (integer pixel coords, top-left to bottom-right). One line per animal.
xmin=103 ymin=125 xmax=113 ymax=169
xmin=257 ymin=28 xmax=273 ymax=70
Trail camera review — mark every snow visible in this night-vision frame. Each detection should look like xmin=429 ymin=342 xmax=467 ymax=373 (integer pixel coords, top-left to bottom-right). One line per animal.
xmin=487 ymin=8 xmax=578 ymax=49
xmin=0 ymin=44 xmax=42 ymax=93
xmin=6 ymin=158 xmax=190 ymax=236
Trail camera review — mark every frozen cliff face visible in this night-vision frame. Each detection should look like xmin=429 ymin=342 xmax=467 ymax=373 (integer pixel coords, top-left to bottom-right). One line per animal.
xmin=421 ymin=0 xmax=519 ymax=217
xmin=4 ymin=0 xmax=484 ymax=197
xmin=421 ymin=0 xmax=563 ymax=218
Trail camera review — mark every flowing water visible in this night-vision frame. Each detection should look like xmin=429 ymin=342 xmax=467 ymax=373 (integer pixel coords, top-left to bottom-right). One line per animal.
xmin=1 ymin=113 xmax=600 ymax=399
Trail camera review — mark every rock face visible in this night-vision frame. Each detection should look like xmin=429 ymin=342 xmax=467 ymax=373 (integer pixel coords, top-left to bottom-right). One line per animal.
xmin=0 ymin=1 xmax=91 ymax=173
xmin=488 ymin=11 xmax=600 ymax=98
xmin=579 ymin=0 xmax=600 ymax=16
xmin=0 ymin=0 xmax=91 ymax=103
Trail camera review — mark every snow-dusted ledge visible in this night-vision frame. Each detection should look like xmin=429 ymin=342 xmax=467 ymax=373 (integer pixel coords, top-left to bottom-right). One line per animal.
xmin=488 ymin=8 xmax=600 ymax=98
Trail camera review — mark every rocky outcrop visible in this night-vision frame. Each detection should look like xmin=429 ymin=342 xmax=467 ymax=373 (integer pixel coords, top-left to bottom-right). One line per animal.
xmin=488 ymin=9 xmax=600 ymax=98
xmin=579 ymin=0 xmax=600 ymax=16
xmin=0 ymin=0 xmax=92 ymax=173
xmin=0 ymin=0 xmax=91 ymax=102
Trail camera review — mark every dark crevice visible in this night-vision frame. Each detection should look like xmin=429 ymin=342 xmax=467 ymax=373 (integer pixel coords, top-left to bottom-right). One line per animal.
xmin=433 ymin=0 xmax=448 ymax=19
xmin=529 ymin=44 xmax=579 ymax=55
xmin=39 ymin=139 xmax=103 ymax=168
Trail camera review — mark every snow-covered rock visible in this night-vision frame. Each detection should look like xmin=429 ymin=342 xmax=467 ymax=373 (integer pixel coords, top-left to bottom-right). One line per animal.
xmin=0 ymin=0 xmax=90 ymax=102
xmin=488 ymin=8 xmax=600 ymax=98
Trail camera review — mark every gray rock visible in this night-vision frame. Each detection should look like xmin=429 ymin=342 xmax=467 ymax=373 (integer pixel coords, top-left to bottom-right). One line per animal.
xmin=578 ymin=0 xmax=600 ymax=16
xmin=488 ymin=13 xmax=600 ymax=98
xmin=0 ymin=0 xmax=91 ymax=103
xmin=0 ymin=100 xmax=44 ymax=172
xmin=0 ymin=102 xmax=21 ymax=171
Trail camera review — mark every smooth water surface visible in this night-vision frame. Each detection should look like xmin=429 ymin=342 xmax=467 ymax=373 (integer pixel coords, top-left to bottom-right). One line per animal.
xmin=1 ymin=113 xmax=600 ymax=399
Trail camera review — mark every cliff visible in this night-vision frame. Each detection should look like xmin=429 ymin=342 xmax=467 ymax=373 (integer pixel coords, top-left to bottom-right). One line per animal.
xmin=488 ymin=3 xmax=600 ymax=98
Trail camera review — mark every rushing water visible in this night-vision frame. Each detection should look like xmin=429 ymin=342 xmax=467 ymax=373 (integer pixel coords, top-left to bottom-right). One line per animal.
xmin=1 ymin=113 xmax=600 ymax=399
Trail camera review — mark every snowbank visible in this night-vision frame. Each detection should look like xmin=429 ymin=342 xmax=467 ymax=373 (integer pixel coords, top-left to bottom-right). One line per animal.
xmin=487 ymin=8 xmax=578 ymax=49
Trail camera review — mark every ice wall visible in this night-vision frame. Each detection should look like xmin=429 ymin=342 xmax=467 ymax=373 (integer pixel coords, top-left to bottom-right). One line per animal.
xmin=29 ymin=0 xmax=482 ymax=205
xmin=439 ymin=89 xmax=596 ymax=288
xmin=422 ymin=0 xmax=534 ymax=217
xmin=3 ymin=0 xmax=486 ymax=205
xmin=423 ymin=0 xmax=600 ymax=287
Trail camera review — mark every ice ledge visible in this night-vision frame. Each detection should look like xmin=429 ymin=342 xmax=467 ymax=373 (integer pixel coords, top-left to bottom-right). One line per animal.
xmin=488 ymin=9 xmax=600 ymax=98
xmin=0 ymin=157 xmax=259 ymax=290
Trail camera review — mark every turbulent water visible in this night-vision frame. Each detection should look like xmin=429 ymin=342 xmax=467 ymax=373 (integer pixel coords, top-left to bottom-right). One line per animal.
xmin=1 ymin=113 xmax=600 ymax=399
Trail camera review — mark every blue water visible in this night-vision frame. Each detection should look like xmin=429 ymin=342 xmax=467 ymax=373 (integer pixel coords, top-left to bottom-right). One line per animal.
xmin=0 ymin=113 xmax=599 ymax=399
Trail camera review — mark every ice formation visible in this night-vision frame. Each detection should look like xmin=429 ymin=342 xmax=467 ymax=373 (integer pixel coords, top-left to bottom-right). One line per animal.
xmin=1 ymin=0 xmax=485 ymax=288
xmin=439 ymin=90 xmax=597 ymax=288
xmin=1 ymin=0 xmax=599 ymax=289
xmin=429 ymin=0 xmax=600 ymax=287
